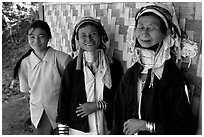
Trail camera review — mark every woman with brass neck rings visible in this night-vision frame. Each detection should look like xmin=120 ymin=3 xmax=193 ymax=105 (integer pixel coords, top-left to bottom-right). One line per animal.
xmin=57 ymin=17 xmax=123 ymax=135
xmin=110 ymin=3 xmax=196 ymax=135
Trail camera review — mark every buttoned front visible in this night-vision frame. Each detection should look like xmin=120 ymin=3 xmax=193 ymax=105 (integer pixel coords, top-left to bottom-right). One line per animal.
xmin=18 ymin=47 xmax=72 ymax=129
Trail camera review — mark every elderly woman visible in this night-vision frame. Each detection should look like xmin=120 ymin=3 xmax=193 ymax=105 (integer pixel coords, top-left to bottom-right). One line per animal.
xmin=56 ymin=17 xmax=123 ymax=135
xmin=110 ymin=3 xmax=196 ymax=135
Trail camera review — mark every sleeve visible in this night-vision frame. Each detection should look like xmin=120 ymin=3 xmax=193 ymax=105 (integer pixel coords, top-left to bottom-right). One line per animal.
xmin=110 ymin=76 xmax=126 ymax=135
xmin=104 ymin=59 xmax=124 ymax=110
xmin=155 ymin=74 xmax=196 ymax=134
xmin=18 ymin=60 xmax=30 ymax=93
xmin=56 ymin=64 xmax=71 ymax=125
xmin=103 ymin=59 xmax=124 ymax=130
xmin=56 ymin=52 xmax=73 ymax=77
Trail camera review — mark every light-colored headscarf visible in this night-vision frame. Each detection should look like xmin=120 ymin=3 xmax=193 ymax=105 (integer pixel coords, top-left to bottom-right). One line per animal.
xmin=133 ymin=2 xmax=182 ymax=88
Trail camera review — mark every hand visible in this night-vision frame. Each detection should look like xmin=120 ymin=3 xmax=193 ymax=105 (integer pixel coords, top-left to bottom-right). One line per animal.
xmin=123 ymin=119 xmax=146 ymax=135
xmin=76 ymin=102 xmax=97 ymax=117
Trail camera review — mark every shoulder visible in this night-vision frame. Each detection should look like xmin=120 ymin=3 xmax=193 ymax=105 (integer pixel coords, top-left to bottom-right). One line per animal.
xmin=68 ymin=56 xmax=77 ymax=66
xmin=18 ymin=55 xmax=32 ymax=74
xmin=162 ymin=59 xmax=185 ymax=85
xmin=120 ymin=62 xmax=141 ymax=83
xmin=21 ymin=55 xmax=31 ymax=67
xmin=125 ymin=62 xmax=141 ymax=76
xmin=65 ymin=56 xmax=78 ymax=71
xmin=163 ymin=59 xmax=182 ymax=78
xmin=51 ymin=47 xmax=72 ymax=60
xmin=110 ymin=58 xmax=123 ymax=70
xmin=49 ymin=47 xmax=72 ymax=66
xmin=111 ymin=57 xmax=121 ymax=64
xmin=164 ymin=59 xmax=179 ymax=71
xmin=63 ymin=57 xmax=82 ymax=79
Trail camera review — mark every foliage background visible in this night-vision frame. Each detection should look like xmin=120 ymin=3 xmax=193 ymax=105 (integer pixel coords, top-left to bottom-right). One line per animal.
xmin=2 ymin=2 xmax=38 ymax=135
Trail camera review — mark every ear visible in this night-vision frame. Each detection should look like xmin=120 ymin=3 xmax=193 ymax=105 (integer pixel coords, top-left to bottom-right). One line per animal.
xmin=47 ymin=40 xmax=51 ymax=46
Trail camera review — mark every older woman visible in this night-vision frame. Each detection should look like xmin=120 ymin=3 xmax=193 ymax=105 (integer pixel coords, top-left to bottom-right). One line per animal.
xmin=110 ymin=3 xmax=196 ymax=135
xmin=57 ymin=17 xmax=123 ymax=135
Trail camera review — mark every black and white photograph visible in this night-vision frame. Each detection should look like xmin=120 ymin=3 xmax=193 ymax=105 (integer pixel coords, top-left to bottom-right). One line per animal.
xmin=2 ymin=1 xmax=202 ymax=135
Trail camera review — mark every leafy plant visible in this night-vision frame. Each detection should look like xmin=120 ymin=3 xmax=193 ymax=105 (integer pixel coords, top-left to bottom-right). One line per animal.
xmin=2 ymin=2 xmax=38 ymax=28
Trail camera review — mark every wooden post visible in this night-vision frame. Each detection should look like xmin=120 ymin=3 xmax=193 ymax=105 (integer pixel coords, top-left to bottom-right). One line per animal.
xmin=38 ymin=2 xmax=44 ymax=20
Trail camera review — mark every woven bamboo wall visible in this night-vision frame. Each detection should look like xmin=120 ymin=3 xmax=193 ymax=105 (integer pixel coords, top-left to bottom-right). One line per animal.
xmin=173 ymin=3 xmax=202 ymax=127
xmin=42 ymin=2 xmax=202 ymax=130
xmin=43 ymin=2 xmax=141 ymax=70
xmin=42 ymin=2 xmax=202 ymax=71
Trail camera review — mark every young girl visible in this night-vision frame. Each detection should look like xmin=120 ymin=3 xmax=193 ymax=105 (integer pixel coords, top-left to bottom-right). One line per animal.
xmin=13 ymin=20 xmax=72 ymax=134
xmin=110 ymin=3 xmax=196 ymax=135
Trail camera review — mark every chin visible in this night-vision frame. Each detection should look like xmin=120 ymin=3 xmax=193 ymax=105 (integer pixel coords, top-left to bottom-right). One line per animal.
xmin=138 ymin=41 xmax=151 ymax=48
xmin=140 ymin=45 xmax=152 ymax=49
xmin=84 ymin=48 xmax=95 ymax=51
xmin=83 ymin=46 xmax=99 ymax=51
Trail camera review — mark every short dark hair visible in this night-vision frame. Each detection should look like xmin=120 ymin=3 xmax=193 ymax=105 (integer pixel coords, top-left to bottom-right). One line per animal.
xmin=27 ymin=20 xmax=52 ymax=39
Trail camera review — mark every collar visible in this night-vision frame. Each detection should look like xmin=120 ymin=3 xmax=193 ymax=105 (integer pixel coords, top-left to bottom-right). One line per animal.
xmin=30 ymin=47 xmax=55 ymax=70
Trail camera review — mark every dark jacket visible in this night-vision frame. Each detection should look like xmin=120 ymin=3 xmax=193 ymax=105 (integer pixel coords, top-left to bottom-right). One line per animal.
xmin=110 ymin=59 xmax=196 ymax=135
xmin=57 ymin=56 xmax=123 ymax=132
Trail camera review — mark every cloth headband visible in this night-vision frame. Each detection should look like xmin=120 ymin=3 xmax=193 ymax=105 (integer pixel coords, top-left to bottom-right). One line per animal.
xmin=135 ymin=5 xmax=173 ymax=32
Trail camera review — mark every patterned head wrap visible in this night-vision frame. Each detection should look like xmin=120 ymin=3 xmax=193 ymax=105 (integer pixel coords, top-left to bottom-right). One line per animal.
xmin=135 ymin=3 xmax=181 ymax=38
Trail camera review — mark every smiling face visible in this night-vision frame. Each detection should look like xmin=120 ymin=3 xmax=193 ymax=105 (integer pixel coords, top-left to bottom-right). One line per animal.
xmin=77 ymin=24 xmax=101 ymax=51
xmin=28 ymin=27 xmax=49 ymax=52
xmin=135 ymin=14 xmax=166 ymax=49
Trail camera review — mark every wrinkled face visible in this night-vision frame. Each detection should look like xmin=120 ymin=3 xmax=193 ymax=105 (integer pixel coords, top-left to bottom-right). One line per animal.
xmin=135 ymin=15 xmax=165 ymax=49
xmin=78 ymin=25 xmax=101 ymax=51
xmin=28 ymin=27 xmax=49 ymax=52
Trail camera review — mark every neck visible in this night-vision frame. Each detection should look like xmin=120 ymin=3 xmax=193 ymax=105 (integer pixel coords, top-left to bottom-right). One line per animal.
xmin=84 ymin=50 xmax=99 ymax=63
xmin=148 ymin=43 xmax=160 ymax=52
xmin=136 ymin=40 xmax=161 ymax=52
xmin=34 ymin=47 xmax=48 ymax=60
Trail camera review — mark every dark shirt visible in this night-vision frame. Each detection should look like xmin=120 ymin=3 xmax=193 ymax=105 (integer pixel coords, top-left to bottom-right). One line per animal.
xmin=110 ymin=59 xmax=196 ymax=135
xmin=57 ymin=56 xmax=123 ymax=132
